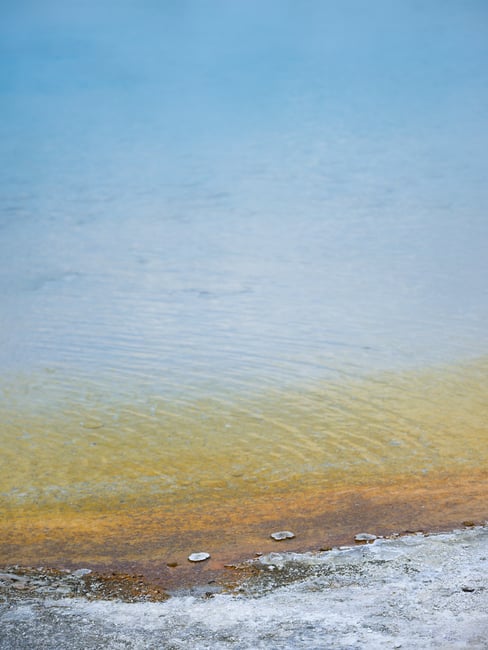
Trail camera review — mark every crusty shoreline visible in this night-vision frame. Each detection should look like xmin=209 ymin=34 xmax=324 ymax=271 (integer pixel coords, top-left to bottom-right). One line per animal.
xmin=1 ymin=525 xmax=487 ymax=649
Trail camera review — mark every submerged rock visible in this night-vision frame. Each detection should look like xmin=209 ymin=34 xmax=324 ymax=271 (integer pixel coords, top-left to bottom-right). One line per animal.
xmin=270 ymin=531 xmax=295 ymax=541
xmin=188 ymin=552 xmax=211 ymax=563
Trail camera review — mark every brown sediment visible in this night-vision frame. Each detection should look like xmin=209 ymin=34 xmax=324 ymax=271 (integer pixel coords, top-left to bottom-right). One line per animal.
xmin=1 ymin=467 xmax=486 ymax=593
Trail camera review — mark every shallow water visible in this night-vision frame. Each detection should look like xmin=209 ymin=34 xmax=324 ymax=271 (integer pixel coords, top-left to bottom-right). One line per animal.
xmin=1 ymin=0 xmax=488 ymax=583
xmin=1 ymin=358 xmax=488 ymax=512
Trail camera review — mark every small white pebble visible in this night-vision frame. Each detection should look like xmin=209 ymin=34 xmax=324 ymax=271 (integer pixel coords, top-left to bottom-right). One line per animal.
xmin=270 ymin=530 xmax=295 ymax=541
xmin=188 ymin=552 xmax=210 ymax=562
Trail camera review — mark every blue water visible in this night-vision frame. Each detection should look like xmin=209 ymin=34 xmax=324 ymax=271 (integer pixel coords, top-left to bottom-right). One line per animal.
xmin=1 ymin=0 xmax=488 ymax=399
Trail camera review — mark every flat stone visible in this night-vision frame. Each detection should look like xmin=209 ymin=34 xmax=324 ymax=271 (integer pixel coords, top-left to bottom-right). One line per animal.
xmin=355 ymin=533 xmax=377 ymax=542
xmin=72 ymin=568 xmax=92 ymax=578
xmin=270 ymin=530 xmax=295 ymax=541
xmin=188 ymin=552 xmax=210 ymax=563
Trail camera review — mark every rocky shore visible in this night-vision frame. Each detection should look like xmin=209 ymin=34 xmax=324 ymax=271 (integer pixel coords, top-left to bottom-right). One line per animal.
xmin=1 ymin=524 xmax=487 ymax=649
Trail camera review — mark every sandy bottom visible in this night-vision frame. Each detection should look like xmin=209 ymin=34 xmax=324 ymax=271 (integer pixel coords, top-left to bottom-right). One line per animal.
xmin=1 ymin=525 xmax=487 ymax=649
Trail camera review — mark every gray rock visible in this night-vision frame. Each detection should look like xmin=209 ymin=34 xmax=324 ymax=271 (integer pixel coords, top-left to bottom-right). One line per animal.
xmin=270 ymin=530 xmax=295 ymax=541
xmin=188 ymin=552 xmax=210 ymax=562
xmin=355 ymin=533 xmax=377 ymax=542
xmin=72 ymin=568 xmax=92 ymax=578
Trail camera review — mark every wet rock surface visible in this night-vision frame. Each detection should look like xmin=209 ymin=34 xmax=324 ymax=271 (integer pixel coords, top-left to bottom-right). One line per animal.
xmin=0 ymin=567 xmax=169 ymax=604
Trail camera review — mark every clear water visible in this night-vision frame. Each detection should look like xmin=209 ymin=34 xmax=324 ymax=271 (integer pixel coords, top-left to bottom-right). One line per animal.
xmin=1 ymin=0 xmax=488 ymax=569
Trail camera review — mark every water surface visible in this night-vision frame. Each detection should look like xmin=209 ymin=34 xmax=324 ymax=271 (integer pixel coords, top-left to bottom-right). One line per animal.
xmin=1 ymin=0 xmax=488 ymax=578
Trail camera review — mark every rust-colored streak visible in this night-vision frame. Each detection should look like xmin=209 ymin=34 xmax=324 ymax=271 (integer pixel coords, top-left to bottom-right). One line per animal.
xmin=1 ymin=468 xmax=486 ymax=591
